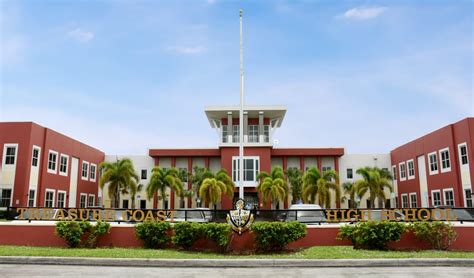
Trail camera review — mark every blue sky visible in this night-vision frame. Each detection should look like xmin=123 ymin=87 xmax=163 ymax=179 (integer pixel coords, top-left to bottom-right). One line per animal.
xmin=1 ymin=0 xmax=472 ymax=155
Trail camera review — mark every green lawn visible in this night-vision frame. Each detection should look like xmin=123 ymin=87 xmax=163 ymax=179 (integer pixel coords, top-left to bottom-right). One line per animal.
xmin=0 ymin=246 xmax=472 ymax=259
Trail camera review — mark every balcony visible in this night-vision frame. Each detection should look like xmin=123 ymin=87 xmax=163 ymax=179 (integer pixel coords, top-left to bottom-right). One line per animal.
xmin=221 ymin=134 xmax=272 ymax=146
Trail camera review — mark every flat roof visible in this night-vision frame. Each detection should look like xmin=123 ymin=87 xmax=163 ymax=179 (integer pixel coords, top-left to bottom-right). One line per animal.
xmin=204 ymin=105 xmax=287 ymax=127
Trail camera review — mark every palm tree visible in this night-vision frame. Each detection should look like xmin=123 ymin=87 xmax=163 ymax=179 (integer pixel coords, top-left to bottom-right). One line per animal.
xmin=130 ymin=183 xmax=144 ymax=209
xmin=146 ymin=167 xmax=184 ymax=209
xmin=302 ymin=167 xmax=341 ymax=208
xmin=341 ymin=182 xmax=359 ymax=208
xmin=199 ymin=170 xmax=234 ymax=209
xmin=257 ymin=167 xmax=289 ymax=209
xmin=355 ymin=167 xmax=393 ymax=208
xmin=286 ymin=168 xmax=303 ymax=204
xmin=191 ymin=166 xmax=214 ymax=200
xmin=99 ymin=158 xmax=139 ymax=208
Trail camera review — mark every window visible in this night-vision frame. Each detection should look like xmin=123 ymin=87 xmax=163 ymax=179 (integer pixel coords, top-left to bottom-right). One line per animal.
xmin=140 ymin=200 xmax=147 ymax=209
xmin=57 ymin=191 xmax=66 ymax=208
xmin=409 ymin=193 xmax=417 ymax=208
xmin=141 ymin=169 xmax=147 ymax=180
xmin=90 ymin=164 xmax=97 ymax=182
xmin=392 ymin=166 xmax=397 ymax=180
xmin=47 ymin=150 xmax=58 ymax=173
xmin=80 ymin=194 xmax=87 ymax=208
xmin=346 ymin=168 xmax=353 ymax=179
xmin=81 ymin=161 xmax=89 ymax=180
xmin=428 ymin=152 xmax=439 ymax=175
xmin=59 ymin=154 xmax=69 ymax=176
xmin=264 ymin=125 xmax=270 ymax=142
xmin=232 ymin=157 xmax=260 ymax=183
xmin=88 ymin=194 xmax=95 ymax=207
xmin=122 ymin=199 xmax=129 ymax=209
xmin=432 ymin=190 xmax=441 ymax=207
xmin=465 ymin=189 xmax=472 ymax=207
xmin=31 ymin=146 xmax=40 ymax=167
xmin=458 ymin=143 xmax=469 ymax=165
xmin=399 ymin=162 xmax=407 ymax=181
xmin=439 ymin=148 xmax=451 ymax=172
xmin=401 ymin=194 xmax=409 ymax=208
xmin=0 ymin=189 xmax=12 ymax=207
xmin=444 ymin=189 xmax=454 ymax=207
xmin=28 ymin=190 xmax=35 ymax=207
xmin=222 ymin=126 xmax=228 ymax=143
xmin=322 ymin=166 xmax=332 ymax=173
xmin=45 ymin=190 xmax=55 ymax=208
xmin=232 ymin=125 xmax=240 ymax=143
xmin=407 ymin=160 xmax=415 ymax=179
xmin=4 ymin=145 xmax=17 ymax=165
xmin=248 ymin=125 xmax=258 ymax=142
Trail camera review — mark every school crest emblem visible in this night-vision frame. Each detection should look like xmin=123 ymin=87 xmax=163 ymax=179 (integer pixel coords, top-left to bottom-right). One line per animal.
xmin=226 ymin=199 xmax=254 ymax=235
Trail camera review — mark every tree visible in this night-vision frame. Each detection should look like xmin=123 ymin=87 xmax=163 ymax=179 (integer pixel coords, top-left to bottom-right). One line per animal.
xmin=302 ymin=167 xmax=341 ymax=208
xmin=146 ymin=167 xmax=184 ymax=209
xmin=257 ymin=167 xmax=289 ymax=209
xmin=355 ymin=167 xmax=393 ymax=208
xmin=198 ymin=169 xmax=235 ymax=209
xmin=191 ymin=166 xmax=214 ymax=199
xmin=341 ymin=182 xmax=359 ymax=208
xmin=99 ymin=158 xmax=139 ymax=208
xmin=130 ymin=183 xmax=144 ymax=209
xmin=286 ymin=168 xmax=303 ymax=204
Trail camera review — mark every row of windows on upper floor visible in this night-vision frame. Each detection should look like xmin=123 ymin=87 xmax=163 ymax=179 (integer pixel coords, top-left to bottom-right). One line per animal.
xmin=2 ymin=144 xmax=97 ymax=182
xmin=392 ymin=143 xmax=469 ymax=182
xmin=222 ymin=125 xmax=270 ymax=143
xmin=399 ymin=188 xmax=473 ymax=208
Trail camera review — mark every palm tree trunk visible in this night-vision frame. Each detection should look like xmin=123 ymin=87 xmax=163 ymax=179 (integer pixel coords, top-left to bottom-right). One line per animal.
xmin=114 ymin=191 xmax=120 ymax=208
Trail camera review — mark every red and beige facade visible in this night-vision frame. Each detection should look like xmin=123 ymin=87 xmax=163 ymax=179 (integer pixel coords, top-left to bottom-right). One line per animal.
xmin=1 ymin=109 xmax=472 ymax=210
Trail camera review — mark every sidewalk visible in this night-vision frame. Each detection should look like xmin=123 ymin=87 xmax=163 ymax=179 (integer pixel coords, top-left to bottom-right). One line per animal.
xmin=1 ymin=256 xmax=473 ymax=267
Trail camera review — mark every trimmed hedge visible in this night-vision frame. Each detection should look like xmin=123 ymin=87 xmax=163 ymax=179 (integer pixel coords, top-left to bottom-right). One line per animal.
xmin=203 ymin=223 xmax=232 ymax=251
xmin=338 ymin=221 xmax=406 ymax=250
xmin=55 ymin=221 xmax=110 ymax=248
xmin=250 ymin=221 xmax=307 ymax=251
xmin=172 ymin=222 xmax=203 ymax=250
xmin=135 ymin=221 xmax=171 ymax=249
xmin=410 ymin=221 xmax=457 ymax=250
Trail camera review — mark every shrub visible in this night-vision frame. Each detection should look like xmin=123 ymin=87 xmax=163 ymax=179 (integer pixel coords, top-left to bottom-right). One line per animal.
xmin=86 ymin=221 xmax=111 ymax=248
xmin=55 ymin=221 xmax=91 ymax=248
xmin=410 ymin=221 xmax=458 ymax=250
xmin=135 ymin=221 xmax=171 ymax=249
xmin=251 ymin=221 xmax=307 ymax=251
xmin=202 ymin=223 xmax=232 ymax=251
xmin=172 ymin=222 xmax=203 ymax=250
xmin=338 ymin=221 xmax=406 ymax=250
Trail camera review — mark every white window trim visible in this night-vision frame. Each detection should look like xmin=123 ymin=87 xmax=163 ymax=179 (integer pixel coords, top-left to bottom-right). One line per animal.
xmin=57 ymin=190 xmax=67 ymax=208
xmin=2 ymin=143 xmax=19 ymax=167
xmin=439 ymin=147 xmax=451 ymax=173
xmin=464 ymin=188 xmax=472 ymax=207
xmin=31 ymin=145 xmax=41 ymax=168
xmin=401 ymin=193 xmax=409 ymax=208
xmin=392 ymin=165 xmax=397 ymax=181
xmin=90 ymin=163 xmax=97 ymax=182
xmin=443 ymin=188 xmax=455 ymax=206
xmin=59 ymin=154 xmax=69 ymax=176
xmin=0 ymin=186 xmax=14 ymax=207
xmin=399 ymin=162 xmax=407 ymax=181
xmin=458 ymin=142 xmax=469 ymax=166
xmin=47 ymin=150 xmax=59 ymax=174
xmin=346 ymin=168 xmax=353 ymax=180
xmin=431 ymin=190 xmax=441 ymax=207
xmin=28 ymin=188 xmax=36 ymax=207
xmin=428 ymin=151 xmax=439 ymax=175
xmin=80 ymin=193 xmax=88 ymax=208
xmin=407 ymin=159 xmax=415 ymax=180
xmin=232 ymin=156 xmax=260 ymax=186
xmin=88 ymin=194 xmax=95 ymax=207
xmin=45 ymin=189 xmax=56 ymax=207
xmin=409 ymin=192 xmax=417 ymax=208
xmin=81 ymin=161 xmax=90 ymax=181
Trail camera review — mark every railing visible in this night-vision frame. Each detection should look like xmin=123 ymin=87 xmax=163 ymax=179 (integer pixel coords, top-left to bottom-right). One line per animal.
xmin=5 ymin=207 xmax=474 ymax=224
xmin=248 ymin=135 xmax=258 ymax=143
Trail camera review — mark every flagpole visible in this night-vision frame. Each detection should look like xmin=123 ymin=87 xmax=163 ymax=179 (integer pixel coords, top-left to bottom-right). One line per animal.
xmin=238 ymin=9 xmax=244 ymax=200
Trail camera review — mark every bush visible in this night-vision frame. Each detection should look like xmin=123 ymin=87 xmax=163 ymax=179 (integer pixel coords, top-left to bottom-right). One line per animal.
xmin=135 ymin=221 xmax=171 ymax=249
xmin=251 ymin=221 xmax=307 ymax=251
xmin=86 ymin=221 xmax=111 ymax=248
xmin=338 ymin=221 xmax=406 ymax=250
xmin=410 ymin=221 xmax=458 ymax=250
xmin=172 ymin=222 xmax=203 ymax=250
xmin=202 ymin=223 xmax=232 ymax=251
xmin=55 ymin=221 xmax=91 ymax=248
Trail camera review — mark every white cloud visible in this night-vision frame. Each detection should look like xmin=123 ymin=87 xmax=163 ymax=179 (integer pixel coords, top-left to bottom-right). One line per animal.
xmin=341 ymin=6 xmax=387 ymax=20
xmin=168 ymin=45 xmax=205 ymax=55
xmin=206 ymin=0 xmax=216 ymax=4
xmin=68 ymin=28 xmax=95 ymax=42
